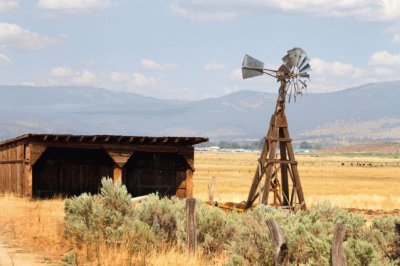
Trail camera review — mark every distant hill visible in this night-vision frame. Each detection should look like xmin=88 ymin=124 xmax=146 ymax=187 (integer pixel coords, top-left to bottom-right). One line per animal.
xmin=1 ymin=81 xmax=400 ymax=147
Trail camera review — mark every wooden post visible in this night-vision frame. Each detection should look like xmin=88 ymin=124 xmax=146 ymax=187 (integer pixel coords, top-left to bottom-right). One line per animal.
xmin=208 ymin=176 xmax=216 ymax=202
xmin=185 ymin=169 xmax=193 ymax=197
xmin=331 ymin=223 xmax=347 ymax=266
xmin=186 ymin=197 xmax=196 ymax=254
xmin=113 ymin=166 xmax=122 ymax=184
xmin=266 ymin=218 xmax=288 ymax=266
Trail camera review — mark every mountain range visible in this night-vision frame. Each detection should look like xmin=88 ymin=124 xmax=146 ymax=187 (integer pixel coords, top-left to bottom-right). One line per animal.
xmin=1 ymin=81 xmax=400 ymax=147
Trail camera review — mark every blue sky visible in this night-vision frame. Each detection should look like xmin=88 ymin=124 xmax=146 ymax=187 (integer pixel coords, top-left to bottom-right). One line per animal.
xmin=1 ymin=0 xmax=400 ymax=100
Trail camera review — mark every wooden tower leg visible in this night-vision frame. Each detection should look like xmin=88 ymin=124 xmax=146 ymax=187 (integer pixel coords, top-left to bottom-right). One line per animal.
xmin=245 ymin=110 xmax=306 ymax=210
xmin=245 ymin=116 xmax=273 ymax=208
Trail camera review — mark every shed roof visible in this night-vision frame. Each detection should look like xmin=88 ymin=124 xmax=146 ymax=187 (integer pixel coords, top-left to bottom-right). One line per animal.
xmin=0 ymin=133 xmax=208 ymax=147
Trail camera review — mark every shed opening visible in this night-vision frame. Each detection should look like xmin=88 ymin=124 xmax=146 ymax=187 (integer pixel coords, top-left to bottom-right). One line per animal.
xmin=33 ymin=147 xmax=114 ymax=197
xmin=123 ymin=152 xmax=187 ymax=197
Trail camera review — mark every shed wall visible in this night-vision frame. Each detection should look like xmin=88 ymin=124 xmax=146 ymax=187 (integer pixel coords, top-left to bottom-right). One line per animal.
xmin=0 ymin=138 xmax=196 ymax=198
xmin=0 ymin=142 xmax=25 ymax=195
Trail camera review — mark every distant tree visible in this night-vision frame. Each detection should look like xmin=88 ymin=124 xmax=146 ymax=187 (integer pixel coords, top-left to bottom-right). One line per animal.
xmin=218 ymin=141 xmax=240 ymax=149
xmin=314 ymin=143 xmax=322 ymax=150
xmin=299 ymin=141 xmax=313 ymax=149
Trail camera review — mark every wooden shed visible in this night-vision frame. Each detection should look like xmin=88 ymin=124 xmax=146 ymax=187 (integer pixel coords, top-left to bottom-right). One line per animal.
xmin=0 ymin=134 xmax=207 ymax=198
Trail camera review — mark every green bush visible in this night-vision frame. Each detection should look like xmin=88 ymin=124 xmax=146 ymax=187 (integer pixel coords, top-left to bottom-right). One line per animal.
xmin=137 ymin=194 xmax=185 ymax=244
xmin=195 ymin=201 xmax=239 ymax=254
xmin=63 ymin=181 xmax=399 ymax=265
xmin=64 ymin=178 xmax=136 ymax=245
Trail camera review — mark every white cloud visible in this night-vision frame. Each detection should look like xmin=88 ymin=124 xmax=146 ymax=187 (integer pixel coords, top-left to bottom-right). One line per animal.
xmin=38 ymin=0 xmax=111 ymax=11
xmin=71 ymin=70 xmax=98 ymax=86
xmin=0 ymin=0 xmax=18 ymax=14
xmin=170 ymin=0 xmax=400 ymax=22
xmin=0 ymin=23 xmax=55 ymax=51
xmin=204 ymin=61 xmax=225 ymax=71
xmin=110 ymin=72 xmax=130 ymax=83
xmin=309 ymin=58 xmax=372 ymax=92
xmin=393 ymin=34 xmax=400 ymax=43
xmin=131 ymin=73 xmax=157 ymax=87
xmin=170 ymin=2 xmax=239 ymax=22
xmin=230 ymin=69 xmax=243 ymax=81
xmin=50 ymin=66 xmax=74 ymax=78
xmin=0 ymin=53 xmax=12 ymax=66
xmin=369 ymin=50 xmax=400 ymax=66
xmin=140 ymin=59 xmax=178 ymax=70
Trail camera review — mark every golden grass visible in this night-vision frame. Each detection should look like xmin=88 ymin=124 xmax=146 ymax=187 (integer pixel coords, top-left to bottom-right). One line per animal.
xmin=0 ymin=196 xmax=225 ymax=265
xmin=193 ymin=151 xmax=400 ymax=210
xmin=0 ymin=195 xmax=67 ymax=265
xmin=0 ymin=151 xmax=398 ymax=264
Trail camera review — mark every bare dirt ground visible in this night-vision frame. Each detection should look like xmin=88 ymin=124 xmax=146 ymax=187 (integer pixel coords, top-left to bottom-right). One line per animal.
xmin=0 ymin=238 xmax=55 ymax=266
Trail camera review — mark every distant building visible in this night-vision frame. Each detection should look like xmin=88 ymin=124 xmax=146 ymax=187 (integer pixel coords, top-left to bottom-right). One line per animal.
xmin=0 ymin=134 xmax=207 ymax=198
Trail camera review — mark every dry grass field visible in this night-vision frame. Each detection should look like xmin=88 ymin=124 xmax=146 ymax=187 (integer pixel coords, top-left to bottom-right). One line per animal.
xmin=0 ymin=151 xmax=398 ymax=265
xmin=193 ymin=151 xmax=400 ymax=210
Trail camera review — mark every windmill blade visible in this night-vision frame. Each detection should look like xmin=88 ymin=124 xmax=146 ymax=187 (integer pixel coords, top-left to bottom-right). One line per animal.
xmin=298 ymin=53 xmax=309 ymax=70
xmin=282 ymin=54 xmax=292 ymax=69
xmin=287 ymin=48 xmax=303 ymax=69
xmin=299 ymin=73 xmax=310 ymax=79
xmin=299 ymin=63 xmax=310 ymax=73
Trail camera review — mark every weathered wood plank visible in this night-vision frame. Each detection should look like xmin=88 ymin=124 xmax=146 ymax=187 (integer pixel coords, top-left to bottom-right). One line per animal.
xmin=186 ymin=198 xmax=197 ymax=254
xmin=266 ymin=218 xmax=288 ymax=266
xmin=185 ymin=169 xmax=193 ymax=198
xmin=331 ymin=223 xmax=347 ymax=266
xmin=29 ymin=143 xmax=47 ymax=165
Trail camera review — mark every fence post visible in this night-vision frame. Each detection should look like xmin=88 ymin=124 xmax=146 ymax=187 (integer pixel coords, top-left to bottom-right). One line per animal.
xmin=331 ymin=223 xmax=347 ymax=266
xmin=186 ymin=197 xmax=197 ymax=254
xmin=266 ymin=218 xmax=288 ymax=265
xmin=208 ymin=176 xmax=216 ymax=202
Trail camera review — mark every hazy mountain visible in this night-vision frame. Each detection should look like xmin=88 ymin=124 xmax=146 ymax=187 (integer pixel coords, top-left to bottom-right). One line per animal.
xmin=1 ymin=82 xmax=399 ymax=146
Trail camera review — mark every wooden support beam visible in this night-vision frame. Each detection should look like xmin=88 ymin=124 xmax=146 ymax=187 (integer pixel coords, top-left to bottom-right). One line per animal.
xmin=185 ymin=169 xmax=193 ymax=197
xmin=104 ymin=148 xmax=134 ymax=168
xmin=113 ymin=166 xmax=122 ymax=184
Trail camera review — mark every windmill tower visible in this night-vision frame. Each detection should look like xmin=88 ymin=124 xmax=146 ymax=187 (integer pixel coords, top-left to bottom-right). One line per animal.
xmin=242 ymin=48 xmax=310 ymax=210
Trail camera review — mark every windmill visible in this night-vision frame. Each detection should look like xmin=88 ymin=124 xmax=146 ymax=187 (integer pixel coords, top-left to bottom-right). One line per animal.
xmin=242 ymin=48 xmax=310 ymax=210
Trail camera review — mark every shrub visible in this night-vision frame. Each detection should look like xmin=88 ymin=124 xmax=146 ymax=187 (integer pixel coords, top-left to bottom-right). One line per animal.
xmin=368 ymin=216 xmax=400 ymax=263
xmin=64 ymin=177 xmax=135 ymax=245
xmin=137 ymin=194 xmax=185 ymax=245
xmin=63 ymin=183 xmax=400 ymax=266
xmin=195 ymin=201 xmax=239 ymax=254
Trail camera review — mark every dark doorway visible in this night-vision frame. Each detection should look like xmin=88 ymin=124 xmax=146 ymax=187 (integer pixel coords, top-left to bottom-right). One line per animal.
xmin=123 ymin=152 xmax=187 ymax=197
xmin=33 ymin=147 xmax=114 ymax=197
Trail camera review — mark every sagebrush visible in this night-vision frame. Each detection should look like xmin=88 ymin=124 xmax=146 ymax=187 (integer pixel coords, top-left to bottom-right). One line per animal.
xmin=64 ymin=178 xmax=400 ymax=265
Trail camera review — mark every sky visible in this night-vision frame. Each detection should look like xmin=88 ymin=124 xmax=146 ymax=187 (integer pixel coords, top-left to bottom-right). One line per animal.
xmin=1 ymin=0 xmax=400 ymax=100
